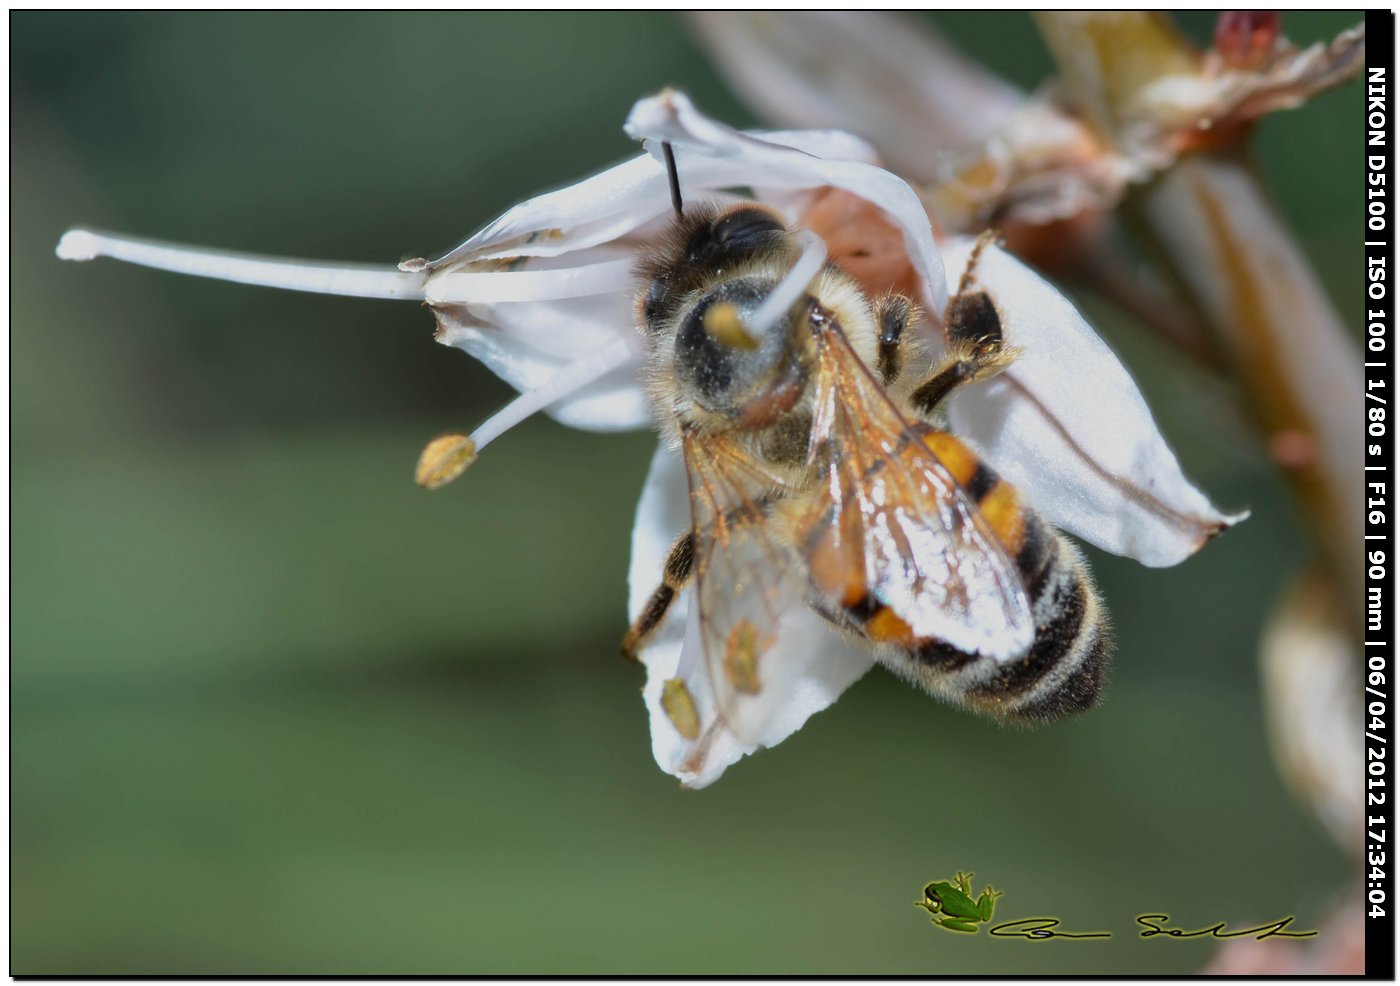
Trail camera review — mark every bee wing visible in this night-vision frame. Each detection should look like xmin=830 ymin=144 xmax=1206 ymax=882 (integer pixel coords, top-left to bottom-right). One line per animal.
xmin=680 ymin=430 xmax=838 ymax=745
xmin=803 ymin=322 xmax=1035 ymax=661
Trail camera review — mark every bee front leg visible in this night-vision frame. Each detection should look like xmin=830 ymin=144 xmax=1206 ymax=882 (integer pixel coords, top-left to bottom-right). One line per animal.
xmin=620 ymin=531 xmax=695 ymax=661
xmin=909 ymin=334 xmax=1018 ymax=417
xmin=910 ymin=235 xmax=1019 ymax=416
xmin=872 ymin=293 xmax=919 ymax=386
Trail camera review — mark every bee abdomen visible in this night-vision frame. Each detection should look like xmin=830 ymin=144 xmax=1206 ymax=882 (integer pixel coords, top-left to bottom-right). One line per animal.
xmin=849 ymin=428 xmax=1112 ymax=722
xmin=960 ymin=535 xmax=1111 ymax=722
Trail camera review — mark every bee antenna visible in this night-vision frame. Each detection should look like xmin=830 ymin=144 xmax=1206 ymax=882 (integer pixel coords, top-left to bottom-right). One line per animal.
xmin=662 ymin=141 xmax=683 ymax=219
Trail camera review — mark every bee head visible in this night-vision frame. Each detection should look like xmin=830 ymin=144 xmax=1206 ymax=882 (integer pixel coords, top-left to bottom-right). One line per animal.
xmin=638 ymin=202 xmax=820 ymax=431
xmin=685 ymin=206 xmax=789 ymax=264
xmin=640 ymin=205 xmax=791 ymax=330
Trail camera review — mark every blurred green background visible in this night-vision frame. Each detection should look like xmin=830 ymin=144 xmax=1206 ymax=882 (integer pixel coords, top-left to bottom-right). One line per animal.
xmin=13 ymin=11 xmax=1361 ymax=975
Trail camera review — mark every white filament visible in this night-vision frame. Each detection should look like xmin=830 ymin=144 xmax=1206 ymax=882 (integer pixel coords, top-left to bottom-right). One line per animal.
xmin=424 ymin=259 xmax=636 ymax=305
xmin=747 ymin=229 xmax=828 ymax=339
xmin=56 ymin=228 xmax=428 ymax=301
xmin=469 ymin=336 xmax=636 ymax=452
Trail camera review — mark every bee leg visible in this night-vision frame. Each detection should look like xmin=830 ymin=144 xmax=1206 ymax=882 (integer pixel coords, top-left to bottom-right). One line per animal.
xmin=910 ymin=239 xmax=1019 ymax=415
xmin=909 ymin=333 xmax=1019 ymax=416
xmin=620 ymin=531 xmax=695 ymax=661
xmin=955 ymin=228 xmax=1001 ymax=297
xmin=872 ymin=293 xmax=919 ymax=385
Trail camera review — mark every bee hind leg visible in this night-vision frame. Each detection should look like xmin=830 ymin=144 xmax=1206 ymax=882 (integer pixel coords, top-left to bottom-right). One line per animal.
xmin=620 ymin=531 xmax=694 ymax=661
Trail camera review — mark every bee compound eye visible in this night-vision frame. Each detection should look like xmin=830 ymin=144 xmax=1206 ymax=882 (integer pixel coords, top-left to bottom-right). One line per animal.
xmin=642 ymin=279 xmax=670 ymax=332
xmin=711 ymin=207 xmax=787 ymax=256
xmin=680 ymin=206 xmax=786 ymax=266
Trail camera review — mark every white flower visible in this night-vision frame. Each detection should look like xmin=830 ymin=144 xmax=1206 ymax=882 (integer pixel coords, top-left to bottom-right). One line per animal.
xmin=57 ymin=90 xmax=1241 ymax=789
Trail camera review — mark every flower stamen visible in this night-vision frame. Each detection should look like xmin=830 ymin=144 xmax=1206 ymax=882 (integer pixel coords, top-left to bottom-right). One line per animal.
xmin=415 ymin=434 xmax=479 ymax=490
xmin=423 ymin=259 xmax=636 ymax=304
xmin=746 ymin=229 xmax=828 ymax=339
xmin=420 ymin=335 xmax=637 ymax=489
xmin=55 ymin=228 xmax=428 ymax=300
xmin=702 ymin=302 xmax=759 ymax=350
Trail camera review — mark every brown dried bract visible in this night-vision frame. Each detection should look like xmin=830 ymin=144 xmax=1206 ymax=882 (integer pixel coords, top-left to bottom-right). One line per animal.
xmin=801 ymin=187 xmax=922 ymax=300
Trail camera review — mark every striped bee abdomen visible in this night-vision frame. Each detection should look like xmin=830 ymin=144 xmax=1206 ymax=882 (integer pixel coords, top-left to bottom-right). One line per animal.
xmin=837 ymin=426 xmax=1112 ymax=723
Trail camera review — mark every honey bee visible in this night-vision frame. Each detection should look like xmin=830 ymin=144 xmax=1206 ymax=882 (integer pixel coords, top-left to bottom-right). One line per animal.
xmin=622 ymin=159 xmax=1110 ymax=744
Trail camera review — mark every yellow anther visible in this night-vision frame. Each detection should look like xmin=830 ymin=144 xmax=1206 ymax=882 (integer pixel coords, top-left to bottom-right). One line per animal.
xmin=415 ymin=433 xmax=478 ymax=489
xmin=702 ymin=302 xmax=760 ymax=351
xmin=661 ymin=678 xmax=701 ymax=739
xmin=723 ymin=619 xmax=766 ymax=694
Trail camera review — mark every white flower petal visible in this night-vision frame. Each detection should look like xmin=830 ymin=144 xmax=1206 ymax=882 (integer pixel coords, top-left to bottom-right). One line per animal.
xmin=645 ymin=599 xmax=875 ymax=790
xmin=941 ymin=238 xmax=1243 ymax=566
xmin=433 ymin=300 xmax=650 ymax=432
xmin=432 ymin=126 xmax=883 ymax=270
xmin=757 ymin=128 xmax=883 ymax=167
xmin=627 ymin=443 xmax=694 ymax=629
xmin=432 ymin=155 xmax=673 ymax=266
xmin=458 ymin=293 xmax=634 ymax=359
xmin=625 ymin=90 xmax=950 ymax=316
xmin=688 ymin=12 xmax=1024 ymax=184
xmin=629 ymin=442 xmax=873 ymax=789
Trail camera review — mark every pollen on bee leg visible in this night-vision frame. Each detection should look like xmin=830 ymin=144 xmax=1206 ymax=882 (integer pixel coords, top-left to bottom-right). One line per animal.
xmin=415 ymin=434 xmax=478 ymax=489
xmin=660 ymin=678 xmax=701 ymax=740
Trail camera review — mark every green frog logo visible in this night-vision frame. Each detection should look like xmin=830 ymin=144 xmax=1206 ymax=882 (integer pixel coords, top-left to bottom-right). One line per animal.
xmin=915 ymin=871 xmax=1003 ymax=934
